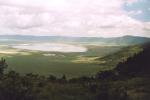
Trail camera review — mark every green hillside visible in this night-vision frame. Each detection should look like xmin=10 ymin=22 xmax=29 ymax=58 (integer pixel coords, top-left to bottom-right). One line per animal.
xmin=95 ymin=45 xmax=143 ymax=70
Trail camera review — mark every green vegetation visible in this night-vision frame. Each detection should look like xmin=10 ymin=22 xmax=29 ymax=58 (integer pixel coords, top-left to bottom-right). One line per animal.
xmin=0 ymin=43 xmax=150 ymax=100
xmin=0 ymin=35 xmax=149 ymax=99
xmin=0 ymin=35 xmax=149 ymax=78
xmin=0 ymin=45 xmax=122 ymax=78
xmin=96 ymin=45 xmax=143 ymax=70
xmin=0 ymin=45 xmax=143 ymax=78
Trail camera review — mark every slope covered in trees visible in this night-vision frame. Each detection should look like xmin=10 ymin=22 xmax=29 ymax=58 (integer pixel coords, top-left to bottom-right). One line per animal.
xmin=115 ymin=43 xmax=150 ymax=78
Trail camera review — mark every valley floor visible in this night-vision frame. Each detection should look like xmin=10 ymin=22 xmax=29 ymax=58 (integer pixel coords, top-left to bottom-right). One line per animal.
xmin=0 ymin=44 xmax=124 ymax=78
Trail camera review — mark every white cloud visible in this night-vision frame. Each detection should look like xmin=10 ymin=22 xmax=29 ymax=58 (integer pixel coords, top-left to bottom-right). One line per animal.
xmin=128 ymin=10 xmax=143 ymax=15
xmin=0 ymin=0 xmax=149 ymax=37
xmin=125 ymin=0 xmax=139 ymax=5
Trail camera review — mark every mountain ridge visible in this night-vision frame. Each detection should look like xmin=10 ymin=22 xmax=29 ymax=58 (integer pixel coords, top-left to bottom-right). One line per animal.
xmin=0 ymin=35 xmax=150 ymax=46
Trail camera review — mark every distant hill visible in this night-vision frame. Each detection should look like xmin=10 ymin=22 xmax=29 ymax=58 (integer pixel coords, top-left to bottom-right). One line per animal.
xmin=0 ymin=35 xmax=150 ymax=46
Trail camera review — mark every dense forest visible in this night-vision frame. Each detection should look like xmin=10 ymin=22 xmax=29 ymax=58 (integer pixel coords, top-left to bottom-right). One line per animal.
xmin=0 ymin=44 xmax=150 ymax=100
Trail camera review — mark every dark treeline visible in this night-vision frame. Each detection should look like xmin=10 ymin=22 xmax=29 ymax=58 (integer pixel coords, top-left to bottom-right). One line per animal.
xmin=115 ymin=44 xmax=150 ymax=78
xmin=0 ymin=44 xmax=150 ymax=100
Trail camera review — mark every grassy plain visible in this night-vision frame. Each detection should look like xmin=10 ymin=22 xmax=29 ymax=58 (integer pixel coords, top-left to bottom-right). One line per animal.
xmin=0 ymin=44 xmax=142 ymax=78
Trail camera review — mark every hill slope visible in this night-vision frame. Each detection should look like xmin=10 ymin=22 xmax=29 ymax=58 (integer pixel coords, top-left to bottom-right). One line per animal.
xmin=95 ymin=44 xmax=143 ymax=70
xmin=115 ymin=43 xmax=150 ymax=77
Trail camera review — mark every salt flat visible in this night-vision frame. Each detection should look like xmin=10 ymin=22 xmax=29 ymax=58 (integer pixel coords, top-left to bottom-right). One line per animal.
xmin=12 ymin=43 xmax=87 ymax=53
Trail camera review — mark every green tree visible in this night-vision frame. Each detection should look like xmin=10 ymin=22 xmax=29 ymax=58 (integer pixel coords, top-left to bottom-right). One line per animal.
xmin=0 ymin=58 xmax=8 ymax=75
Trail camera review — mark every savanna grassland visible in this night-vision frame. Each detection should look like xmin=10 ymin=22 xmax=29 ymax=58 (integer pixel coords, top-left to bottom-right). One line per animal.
xmin=0 ymin=35 xmax=147 ymax=78
xmin=0 ymin=35 xmax=150 ymax=100
xmin=0 ymin=44 xmax=123 ymax=78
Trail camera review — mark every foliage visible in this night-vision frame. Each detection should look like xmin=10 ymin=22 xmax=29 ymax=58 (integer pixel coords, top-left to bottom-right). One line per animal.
xmin=0 ymin=43 xmax=150 ymax=100
xmin=115 ymin=44 xmax=150 ymax=78
xmin=0 ymin=58 xmax=8 ymax=75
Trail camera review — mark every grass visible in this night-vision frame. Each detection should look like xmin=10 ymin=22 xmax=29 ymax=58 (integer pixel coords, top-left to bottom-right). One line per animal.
xmin=0 ymin=44 xmax=141 ymax=78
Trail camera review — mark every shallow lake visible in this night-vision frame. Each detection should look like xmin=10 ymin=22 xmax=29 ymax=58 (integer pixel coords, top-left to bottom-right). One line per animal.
xmin=12 ymin=43 xmax=87 ymax=53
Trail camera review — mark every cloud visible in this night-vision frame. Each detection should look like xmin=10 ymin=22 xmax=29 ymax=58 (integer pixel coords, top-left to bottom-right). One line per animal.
xmin=141 ymin=22 xmax=150 ymax=36
xmin=125 ymin=0 xmax=139 ymax=5
xmin=128 ymin=10 xmax=143 ymax=15
xmin=0 ymin=0 xmax=149 ymax=37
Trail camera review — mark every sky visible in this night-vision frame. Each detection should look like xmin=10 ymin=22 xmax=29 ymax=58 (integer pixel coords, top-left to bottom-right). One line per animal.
xmin=0 ymin=0 xmax=150 ymax=37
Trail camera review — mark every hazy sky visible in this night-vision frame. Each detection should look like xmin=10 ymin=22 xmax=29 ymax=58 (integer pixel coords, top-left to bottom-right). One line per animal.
xmin=0 ymin=0 xmax=150 ymax=37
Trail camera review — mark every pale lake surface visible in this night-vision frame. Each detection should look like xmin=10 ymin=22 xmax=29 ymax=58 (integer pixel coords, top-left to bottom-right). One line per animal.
xmin=12 ymin=43 xmax=87 ymax=53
